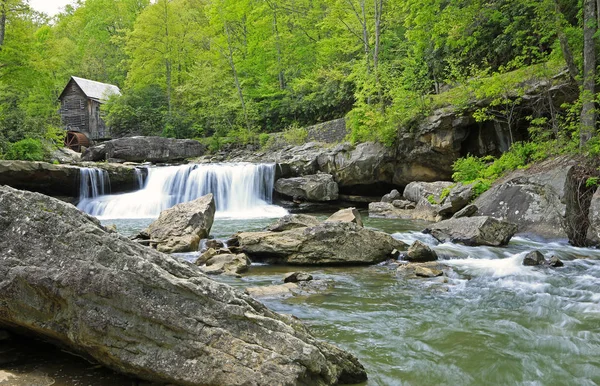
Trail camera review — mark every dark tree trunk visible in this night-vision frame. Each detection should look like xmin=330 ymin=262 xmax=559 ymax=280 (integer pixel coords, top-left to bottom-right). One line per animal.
xmin=580 ymin=0 xmax=597 ymax=147
xmin=0 ymin=1 xmax=6 ymax=49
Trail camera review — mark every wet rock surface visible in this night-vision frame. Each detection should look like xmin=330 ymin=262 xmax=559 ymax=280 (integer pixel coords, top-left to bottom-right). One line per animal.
xmin=325 ymin=207 xmax=363 ymax=227
xmin=424 ymin=216 xmax=518 ymax=246
xmin=0 ymin=186 xmax=366 ymax=385
xmin=142 ymin=193 xmax=215 ymax=253
xmin=406 ymin=240 xmax=439 ymax=262
xmin=237 ymin=221 xmax=407 ymax=265
xmin=275 ymin=173 xmax=339 ymax=201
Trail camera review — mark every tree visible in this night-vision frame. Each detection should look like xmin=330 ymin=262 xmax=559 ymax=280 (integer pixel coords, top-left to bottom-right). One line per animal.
xmin=580 ymin=0 xmax=597 ymax=147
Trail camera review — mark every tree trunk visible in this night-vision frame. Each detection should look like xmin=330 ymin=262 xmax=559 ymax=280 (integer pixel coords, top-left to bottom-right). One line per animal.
xmin=266 ymin=0 xmax=285 ymax=89
xmin=0 ymin=0 xmax=6 ymax=49
xmin=373 ymin=0 xmax=383 ymax=106
xmin=224 ymin=22 xmax=250 ymax=131
xmin=553 ymin=0 xmax=579 ymax=82
xmin=161 ymin=0 xmax=172 ymax=115
xmin=580 ymin=0 xmax=597 ymax=147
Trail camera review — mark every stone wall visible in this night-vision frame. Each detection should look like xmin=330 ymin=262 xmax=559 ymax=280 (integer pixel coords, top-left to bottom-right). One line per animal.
xmin=306 ymin=118 xmax=348 ymax=143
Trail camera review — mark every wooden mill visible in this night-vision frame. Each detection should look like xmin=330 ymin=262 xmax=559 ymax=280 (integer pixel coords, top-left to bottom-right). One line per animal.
xmin=58 ymin=76 xmax=121 ymax=152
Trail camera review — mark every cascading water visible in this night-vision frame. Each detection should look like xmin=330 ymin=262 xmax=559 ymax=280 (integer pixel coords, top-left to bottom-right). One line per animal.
xmin=134 ymin=167 xmax=146 ymax=189
xmin=79 ymin=163 xmax=287 ymax=219
xmin=77 ymin=167 xmax=110 ymax=204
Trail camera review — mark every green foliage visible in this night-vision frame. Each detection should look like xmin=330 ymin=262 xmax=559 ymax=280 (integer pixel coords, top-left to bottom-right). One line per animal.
xmin=5 ymin=138 xmax=45 ymax=161
xmin=427 ymin=195 xmax=438 ymax=205
xmin=258 ymin=133 xmax=270 ymax=148
xmin=586 ymin=177 xmax=599 ymax=188
xmin=282 ymin=124 xmax=308 ymax=146
xmin=452 ymin=155 xmax=488 ymax=183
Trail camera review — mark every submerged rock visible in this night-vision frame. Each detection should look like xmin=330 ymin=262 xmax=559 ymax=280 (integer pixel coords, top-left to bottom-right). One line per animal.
xmin=284 ymin=272 xmax=314 ymax=283
xmin=325 ymin=207 xmax=363 ymax=227
xmin=143 ymin=194 xmax=215 ymax=253
xmin=549 ymin=256 xmax=564 ymax=267
xmin=237 ymin=222 xmax=407 ymax=265
xmin=397 ymin=262 xmax=447 ymax=279
xmin=423 ymin=216 xmax=518 ymax=246
xmin=275 ymin=173 xmax=339 ymax=201
xmin=0 ymin=185 xmax=367 ymax=385
xmin=406 ymin=240 xmax=438 ymax=262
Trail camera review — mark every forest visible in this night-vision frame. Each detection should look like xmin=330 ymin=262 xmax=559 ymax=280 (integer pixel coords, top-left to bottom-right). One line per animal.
xmin=0 ymin=0 xmax=594 ymax=162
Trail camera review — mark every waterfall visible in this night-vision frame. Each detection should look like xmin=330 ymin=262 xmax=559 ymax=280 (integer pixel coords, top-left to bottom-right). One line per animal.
xmin=77 ymin=167 xmax=110 ymax=205
xmin=134 ymin=167 xmax=146 ymax=189
xmin=78 ymin=163 xmax=287 ymax=219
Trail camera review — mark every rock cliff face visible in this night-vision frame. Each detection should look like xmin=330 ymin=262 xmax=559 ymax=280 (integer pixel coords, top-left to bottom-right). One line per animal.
xmin=83 ymin=136 xmax=206 ymax=163
xmin=0 ymin=186 xmax=367 ymax=385
xmin=0 ymin=160 xmax=141 ymax=198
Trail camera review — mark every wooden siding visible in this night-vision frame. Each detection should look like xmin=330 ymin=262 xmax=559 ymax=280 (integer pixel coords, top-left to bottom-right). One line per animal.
xmin=59 ymin=79 xmax=111 ymax=140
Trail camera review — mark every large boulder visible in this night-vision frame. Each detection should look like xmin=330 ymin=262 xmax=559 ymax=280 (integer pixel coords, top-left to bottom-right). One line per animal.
xmin=200 ymin=253 xmax=251 ymax=276
xmin=403 ymin=181 xmax=455 ymax=204
xmin=81 ymin=143 xmax=107 ymax=162
xmin=0 ymin=186 xmax=367 ymax=385
xmin=274 ymin=173 xmax=339 ymax=201
xmin=406 ymin=240 xmax=438 ymax=262
xmin=474 ymin=156 xmax=578 ymax=238
xmin=423 ymin=216 xmax=518 ymax=246
xmin=143 ymin=194 xmax=216 ymax=253
xmin=587 ymin=188 xmax=600 ymax=245
xmin=85 ymin=136 xmax=206 ymax=163
xmin=368 ymin=202 xmax=412 ymax=219
xmin=325 ymin=207 xmax=363 ymax=227
xmin=266 ymin=214 xmax=321 ymax=232
xmin=236 ymin=222 xmax=407 ymax=265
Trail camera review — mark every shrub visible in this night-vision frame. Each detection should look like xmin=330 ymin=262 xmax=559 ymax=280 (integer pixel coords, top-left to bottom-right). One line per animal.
xmin=5 ymin=138 xmax=45 ymax=161
xmin=452 ymin=155 xmax=487 ymax=182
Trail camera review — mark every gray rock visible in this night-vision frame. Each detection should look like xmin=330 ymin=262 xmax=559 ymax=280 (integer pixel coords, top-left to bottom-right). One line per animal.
xmin=0 ymin=160 xmax=139 ymax=198
xmin=0 ymin=185 xmax=367 ymax=385
xmin=452 ymin=204 xmax=478 ymax=219
xmin=50 ymin=147 xmax=82 ymax=164
xmin=284 ymin=272 xmax=314 ymax=283
xmin=275 ymin=173 xmax=339 ymax=201
xmin=397 ymin=262 xmax=447 ymax=279
xmin=549 ymin=256 xmax=564 ymax=267
xmin=81 ymin=143 xmax=107 ymax=162
xmin=392 ymin=200 xmax=415 ymax=209
xmin=266 ymin=214 xmax=321 ymax=232
xmin=205 ymin=239 xmax=224 ymax=250
xmin=523 ymin=250 xmax=546 ymax=266
xmin=423 ymin=216 xmax=518 ymax=246
xmin=474 ymin=156 xmax=579 ymax=238
xmin=325 ymin=207 xmax=363 ymax=227
xmin=143 ymin=194 xmax=215 ymax=253
xmin=195 ymin=247 xmax=218 ymax=265
xmin=246 ymin=283 xmax=300 ymax=297
xmin=403 ymin=181 xmax=454 ymax=204
xmin=381 ymin=189 xmax=401 ymax=203
xmin=84 ymin=136 xmax=206 ymax=163
xmin=237 ymin=222 xmax=407 ymax=265
xmin=200 ymin=253 xmax=251 ymax=276
xmin=368 ymin=202 xmax=413 ymax=219
xmin=406 ymin=240 xmax=438 ymax=262
xmin=587 ymin=188 xmax=600 ymax=245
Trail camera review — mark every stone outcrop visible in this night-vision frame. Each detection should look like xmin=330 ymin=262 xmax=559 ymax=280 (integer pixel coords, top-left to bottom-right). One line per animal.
xmin=266 ymin=214 xmax=322 ymax=232
xmin=236 ymin=222 xmax=407 ymax=265
xmin=423 ymin=216 xmax=518 ymax=246
xmin=275 ymin=173 xmax=339 ymax=201
xmin=474 ymin=156 xmax=578 ymax=238
xmin=200 ymin=253 xmax=251 ymax=276
xmin=522 ymin=250 xmax=546 ymax=266
xmin=325 ymin=207 xmax=363 ymax=227
xmin=406 ymin=240 xmax=438 ymax=262
xmin=0 ymin=185 xmax=367 ymax=385
xmin=142 ymin=194 xmax=216 ymax=253
xmin=403 ymin=181 xmax=455 ymax=203
xmin=0 ymin=160 xmax=141 ymax=198
xmin=83 ymin=136 xmax=206 ymax=163
xmin=381 ymin=189 xmax=401 ymax=203
xmin=368 ymin=202 xmax=413 ymax=219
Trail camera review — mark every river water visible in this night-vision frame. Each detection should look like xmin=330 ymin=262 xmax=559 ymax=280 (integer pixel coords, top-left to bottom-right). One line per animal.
xmin=100 ymin=215 xmax=600 ymax=386
xmin=6 ymin=164 xmax=598 ymax=385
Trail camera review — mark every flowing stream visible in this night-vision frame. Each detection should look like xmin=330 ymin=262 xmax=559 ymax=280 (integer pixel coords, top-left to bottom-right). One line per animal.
xmin=101 ymin=215 xmax=600 ymax=386
xmin=10 ymin=164 xmax=599 ymax=385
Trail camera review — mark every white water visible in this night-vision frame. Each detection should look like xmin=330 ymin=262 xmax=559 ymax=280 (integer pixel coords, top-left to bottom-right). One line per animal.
xmin=77 ymin=167 xmax=110 ymax=202
xmin=77 ymin=163 xmax=287 ymax=220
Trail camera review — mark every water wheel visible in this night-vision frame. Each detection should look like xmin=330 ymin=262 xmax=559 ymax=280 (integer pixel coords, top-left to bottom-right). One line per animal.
xmin=64 ymin=131 xmax=90 ymax=153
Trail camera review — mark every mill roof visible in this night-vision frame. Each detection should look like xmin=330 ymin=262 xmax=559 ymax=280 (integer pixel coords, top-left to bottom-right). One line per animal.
xmin=59 ymin=76 xmax=121 ymax=102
